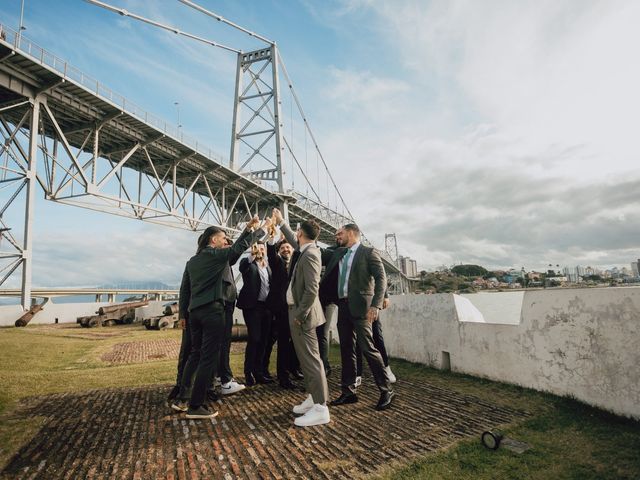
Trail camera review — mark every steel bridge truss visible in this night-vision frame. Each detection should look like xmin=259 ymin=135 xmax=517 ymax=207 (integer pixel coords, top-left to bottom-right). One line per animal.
xmin=3 ymin=102 xmax=268 ymax=231
xmin=0 ymin=22 xmax=406 ymax=310
xmin=0 ymin=94 xmax=279 ymax=310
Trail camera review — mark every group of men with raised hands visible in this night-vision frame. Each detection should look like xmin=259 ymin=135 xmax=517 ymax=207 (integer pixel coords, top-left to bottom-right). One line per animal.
xmin=169 ymin=207 xmax=396 ymax=427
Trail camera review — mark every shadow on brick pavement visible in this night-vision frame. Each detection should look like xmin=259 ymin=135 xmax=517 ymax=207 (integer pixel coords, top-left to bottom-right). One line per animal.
xmin=2 ymin=372 xmax=528 ymax=479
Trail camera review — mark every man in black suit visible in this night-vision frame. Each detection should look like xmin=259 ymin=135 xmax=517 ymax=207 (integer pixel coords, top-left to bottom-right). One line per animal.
xmin=266 ymin=236 xmax=301 ymax=389
xmin=173 ymin=216 xmax=268 ymax=419
xmin=321 ymin=224 xmax=395 ymax=411
xmin=237 ymin=241 xmax=275 ymax=386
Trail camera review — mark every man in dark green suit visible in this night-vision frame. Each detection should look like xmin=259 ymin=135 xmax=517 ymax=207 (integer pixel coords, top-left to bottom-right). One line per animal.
xmin=173 ymin=215 xmax=269 ymax=419
xmin=321 ymin=224 xmax=395 ymax=411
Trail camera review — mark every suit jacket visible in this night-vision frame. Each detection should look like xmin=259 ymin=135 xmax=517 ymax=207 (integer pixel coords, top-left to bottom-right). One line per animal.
xmin=280 ymin=223 xmax=325 ymax=331
xmin=320 ymin=242 xmax=387 ymax=318
xmin=236 ymin=257 xmax=274 ymax=310
xmin=179 ymin=227 xmax=263 ymax=320
xmin=267 ymin=242 xmax=291 ymax=310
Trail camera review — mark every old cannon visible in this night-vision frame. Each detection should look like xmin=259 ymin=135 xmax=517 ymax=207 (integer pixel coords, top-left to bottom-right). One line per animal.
xmin=77 ymin=300 xmax=149 ymax=328
xmin=143 ymin=302 xmax=179 ymax=330
xmin=15 ymin=300 xmax=48 ymax=327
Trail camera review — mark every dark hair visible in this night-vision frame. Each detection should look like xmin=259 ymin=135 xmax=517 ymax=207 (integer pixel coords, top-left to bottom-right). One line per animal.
xmin=343 ymin=223 xmax=360 ymax=236
xmin=277 ymin=239 xmax=290 ymax=250
xmin=197 ymin=226 xmax=224 ymax=253
xmin=299 ymin=220 xmax=320 ymax=241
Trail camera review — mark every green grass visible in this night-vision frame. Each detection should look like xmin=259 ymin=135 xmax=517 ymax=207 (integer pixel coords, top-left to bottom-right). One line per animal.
xmin=0 ymin=324 xmax=639 ymax=479
xmin=373 ymin=358 xmax=640 ymax=480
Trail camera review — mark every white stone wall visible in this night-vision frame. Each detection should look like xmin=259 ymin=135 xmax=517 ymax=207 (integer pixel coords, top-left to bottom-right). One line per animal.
xmin=0 ymin=300 xmax=168 ymax=326
xmin=376 ymin=287 xmax=640 ymax=419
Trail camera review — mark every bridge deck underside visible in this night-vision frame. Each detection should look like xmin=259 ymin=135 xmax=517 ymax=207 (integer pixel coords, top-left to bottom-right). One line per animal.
xmin=0 ymin=41 xmax=347 ymax=245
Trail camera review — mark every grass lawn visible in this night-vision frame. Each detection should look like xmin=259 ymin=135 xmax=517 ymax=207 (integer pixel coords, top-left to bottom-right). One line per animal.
xmin=0 ymin=323 xmax=639 ymax=479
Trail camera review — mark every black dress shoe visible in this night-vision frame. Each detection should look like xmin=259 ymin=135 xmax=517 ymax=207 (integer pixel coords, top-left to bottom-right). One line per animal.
xmin=206 ymin=389 xmax=220 ymax=402
xmin=278 ymin=379 xmax=297 ymax=390
xmin=255 ymin=374 xmax=274 ymax=384
xmin=291 ymin=369 xmax=304 ymax=380
xmin=329 ymin=393 xmax=358 ymax=406
xmin=375 ymin=390 xmax=395 ymax=411
xmin=262 ymin=372 xmax=274 ymax=381
xmin=245 ymin=373 xmax=256 ymax=387
xmin=166 ymin=384 xmax=180 ymax=406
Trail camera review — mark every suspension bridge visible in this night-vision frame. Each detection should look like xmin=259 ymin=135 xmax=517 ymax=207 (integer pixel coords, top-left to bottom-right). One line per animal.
xmin=0 ymin=1 xmax=412 ymax=311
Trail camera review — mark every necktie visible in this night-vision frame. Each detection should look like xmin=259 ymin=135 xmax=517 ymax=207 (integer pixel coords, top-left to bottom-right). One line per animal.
xmin=338 ymin=249 xmax=352 ymax=298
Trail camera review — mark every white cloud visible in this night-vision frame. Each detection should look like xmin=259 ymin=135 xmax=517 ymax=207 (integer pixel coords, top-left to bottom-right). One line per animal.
xmin=312 ymin=0 xmax=640 ymax=270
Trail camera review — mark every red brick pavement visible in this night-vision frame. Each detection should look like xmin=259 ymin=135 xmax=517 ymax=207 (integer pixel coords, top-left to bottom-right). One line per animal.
xmin=1 ymin=373 xmax=528 ymax=479
xmin=101 ymin=340 xmax=246 ymax=365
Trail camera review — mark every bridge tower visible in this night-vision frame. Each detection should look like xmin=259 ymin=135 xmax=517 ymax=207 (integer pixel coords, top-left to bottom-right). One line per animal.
xmin=229 ymin=45 xmax=289 ymax=218
xmin=384 ymin=233 xmax=407 ymax=294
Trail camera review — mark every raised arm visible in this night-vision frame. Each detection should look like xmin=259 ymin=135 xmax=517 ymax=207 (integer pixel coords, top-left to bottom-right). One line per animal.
xmin=272 ymin=208 xmax=299 ymax=250
xmin=280 ymin=222 xmax=299 ymax=250
xmin=228 ymin=227 xmax=251 ymax=266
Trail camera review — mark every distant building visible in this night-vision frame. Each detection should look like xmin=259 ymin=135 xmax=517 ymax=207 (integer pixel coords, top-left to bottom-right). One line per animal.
xmin=409 ymin=259 xmax=418 ymax=277
xmin=563 ymin=266 xmax=575 ymax=283
xmin=632 ymin=260 xmax=640 ymax=278
xmin=399 ymin=256 xmax=418 ymax=278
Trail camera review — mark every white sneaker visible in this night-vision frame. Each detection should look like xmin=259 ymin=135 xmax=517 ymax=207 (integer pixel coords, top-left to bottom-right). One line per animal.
xmin=294 ymin=404 xmax=330 ymax=427
xmin=221 ymin=380 xmax=246 ymax=395
xmin=386 ymin=366 xmax=397 ymax=384
xmin=355 ymin=376 xmax=362 ymax=387
xmin=292 ymin=394 xmax=314 ymax=415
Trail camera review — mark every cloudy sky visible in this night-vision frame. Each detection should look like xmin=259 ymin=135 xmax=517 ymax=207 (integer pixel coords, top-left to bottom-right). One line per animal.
xmin=1 ymin=0 xmax=639 ymax=287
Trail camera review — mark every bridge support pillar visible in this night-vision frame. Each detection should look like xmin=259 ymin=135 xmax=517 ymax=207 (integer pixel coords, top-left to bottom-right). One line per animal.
xmin=20 ymin=99 xmax=40 ymax=312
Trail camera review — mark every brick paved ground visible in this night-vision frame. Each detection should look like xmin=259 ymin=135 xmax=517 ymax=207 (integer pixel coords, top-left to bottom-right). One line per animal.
xmin=101 ymin=340 xmax=247 ymax=365
xmin=1 ymin=373 xmax=527 ymax=479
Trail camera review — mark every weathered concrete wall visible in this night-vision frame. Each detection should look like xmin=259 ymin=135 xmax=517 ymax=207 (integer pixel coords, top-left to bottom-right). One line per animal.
xmin=379 ymin=288 xmax=640 ymax=419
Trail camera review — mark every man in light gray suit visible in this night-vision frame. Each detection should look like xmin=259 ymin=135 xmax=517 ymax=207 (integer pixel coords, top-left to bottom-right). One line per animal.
xmin=273 ymin=208 xmax=330 ymax=427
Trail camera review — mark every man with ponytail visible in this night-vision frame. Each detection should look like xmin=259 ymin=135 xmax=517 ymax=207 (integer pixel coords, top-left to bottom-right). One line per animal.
xmin=171 ymin=215 xmax=270 ymax=419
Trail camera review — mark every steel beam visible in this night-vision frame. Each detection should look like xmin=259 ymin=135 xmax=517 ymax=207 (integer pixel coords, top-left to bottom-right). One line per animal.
xmin=21 ymin=99 xmax=39 ymax=310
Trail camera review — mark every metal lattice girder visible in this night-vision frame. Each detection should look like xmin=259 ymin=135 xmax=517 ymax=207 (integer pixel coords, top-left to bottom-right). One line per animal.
xmin=0 ymin=98 xmax=40 ymax=309
xmin=0 ymin=22 xmax=410 ymax=308
xmin=230 ymin=46 xmax=285 ymax=193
